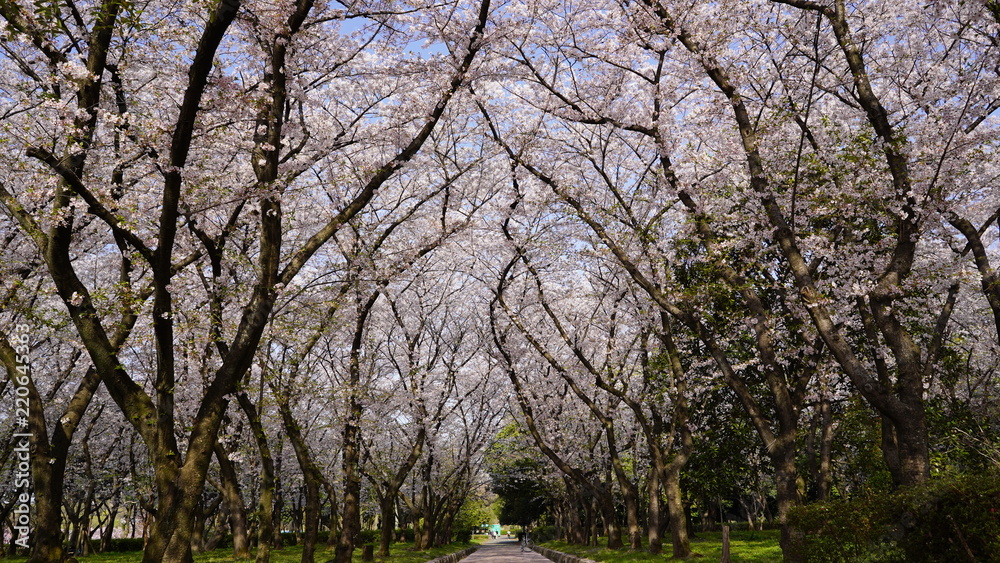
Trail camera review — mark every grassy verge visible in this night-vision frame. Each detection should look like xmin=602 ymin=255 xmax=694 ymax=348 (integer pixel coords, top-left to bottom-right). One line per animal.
xmin=541 ymin=530 xmax=783 ymax=563
xmin=1 ymin=540 xmax=480 ymax=563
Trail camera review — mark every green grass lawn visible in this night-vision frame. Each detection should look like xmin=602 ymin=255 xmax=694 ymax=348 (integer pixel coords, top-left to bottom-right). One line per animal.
xmin=1 ymin=540 xmax=479 ymax=563
xmin=541 ymin=529 xmax=783 ymax=562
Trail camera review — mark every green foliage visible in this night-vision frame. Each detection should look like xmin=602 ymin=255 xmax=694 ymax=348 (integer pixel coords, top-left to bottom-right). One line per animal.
xmin=786 ymin=495 xmax=900 ymax=562
xmin=532 ymin=524 xmax=558 ymax=543
xmin=491 ymin=457 xmax=549 ymax=526
xmin=684 ymin=386 xmax=773 ymax=517
xmin=787 ymin=471 xmax=1000 ymax=562
xmin=271 ymin=530 xmax=334 ymax=546
xmin=279 ymin=532 xmax=298 ymax=546
xmin=487 ymin=424 xmax=551 ymax=526
xmin=827 ymin=398 xmax=893 ymax=497
xmin=451 ymin=496 xmax=496 ymax=542
xmin=357 ymin=529 xmax=379 ymax=546
xmin=925 ymin=384 xmax=1000 ymax=475
xmin=396 ymin=527 xmax=416 ymax=542
xmin=104 ymin=538 xmax=146 ymax=552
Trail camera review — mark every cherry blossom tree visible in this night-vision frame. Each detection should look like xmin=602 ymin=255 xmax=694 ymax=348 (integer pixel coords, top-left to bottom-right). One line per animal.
xmin=0 ymin=0 xmax=493 ymax=560
xmin=2 ymin=1 xmax=998 ymax=562
xmin=472 ymin=1 xmax=999 ymax=558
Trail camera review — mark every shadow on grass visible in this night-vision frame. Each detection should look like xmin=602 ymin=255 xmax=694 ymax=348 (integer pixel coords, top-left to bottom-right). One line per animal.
xmin=540 ymin=530 xmax=782 ymax=563
xmin=0 ymin=540 xmax=481 ymax=563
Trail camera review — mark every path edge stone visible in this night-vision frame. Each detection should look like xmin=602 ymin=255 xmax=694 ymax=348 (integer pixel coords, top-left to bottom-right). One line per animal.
xmin=531 ymin=545 xmax=599 ymax=563
xmin=424 ymin=545 xmax=479 ymax=563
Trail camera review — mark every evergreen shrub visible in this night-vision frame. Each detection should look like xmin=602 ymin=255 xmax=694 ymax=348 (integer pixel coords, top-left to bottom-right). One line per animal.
xmin=787 ymin=471 xmax=1000 ymax=562
xmin=104 ymin=538 xmax=146 ymax=552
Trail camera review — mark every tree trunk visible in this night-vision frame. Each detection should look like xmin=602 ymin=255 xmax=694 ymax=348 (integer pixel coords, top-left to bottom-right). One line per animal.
xmin=190 ymin=501 xmax=207 ymax=553
xmin=656 ymin=317 xmax=693 ymax=558
xmin=143 ymin=496 xmax=194 ymax=563
xmin=602 ymin=425 xmax=640 ymax=550
xmin=622 ymin=485 xmax=641 ymax=550
xmin=205 ymin=505 xmax=229 ymax=552
xmin=291 ymin=491 xmax=303 ymax=545
xmin=646 ymin=464 xmax=662 ymax=555
xmin=28 ymin=448 xmax=66 ymax=563
xmin=378 ymin=495 xmax=395 ymax=557
xmin=334 ymin=408 xmax=362 ymax=563
xmin=215 ymin=442 xmax=251 ymax=558
xmin=773 ymin=438 xmax=802 ymax=563
xmin=892 ymin=408 xmax=931 ymax=486
xmin=0 ymin=343 xmax=105 ymax=563
xmin=376 ymin=425 xmax=425 ymax=557
xmin=569 ymin=497 xmax=586 ymax=545
xmin=817 ymin=397 xmax=834 ymax=501
xmin=237 ymin=392 xmax=276 ymax=563
xmin=412 ymin=511 xmax=423 ymax=550
xmin=101 ymin=503 xmax=119 ymax=553
xmin=588 ymin=498 xmax=599 ymax=546
xmin=141 ymin=467 xmax=202 ymax=563
xmin=278 ymin=402 xmax=321 ymax=563
xmin=438 ymin=502 xmax=458 ymax=547
xmin=663 ymin=461 xmax=690 ymax=558
xmin=335 ymin=291 xmax=379 ymax=563
xmin=301 ymin=475 xmax=321 ymax=563
xmin=416 ymin=479 xmax=435 ymax=551
xmin=596 ymin=487 xmax=622 ymax=549
xmin=142 ymin=436 xmax=242 ymax=563
xmin=324 ymin=481 xmax=340 ymax=549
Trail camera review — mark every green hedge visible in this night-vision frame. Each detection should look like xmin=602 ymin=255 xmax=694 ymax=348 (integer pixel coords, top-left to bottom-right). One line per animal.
xmin=105 ymin=537 xmax=146 ymax=552
xmin=787 ymin=471 xmax=1000 ymax=562
xmin=357 ymin=530 xmax=380 ymax=545
xmin=278 ymin=529 xmax=391 ymax=546
xmin=531 ymin=524 xmax=558 ymax=543
xmin=278 ymin=531 xmax=298 ymax=546
xmin=397 ymin=527 xmax=416 ymax=542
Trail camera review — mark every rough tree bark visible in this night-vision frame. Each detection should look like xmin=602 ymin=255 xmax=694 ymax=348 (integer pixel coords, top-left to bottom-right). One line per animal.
xmin=237 ymin=391 xmax=276 ymax=563
xmin=214 ymin=442 xmax=252 ymax=558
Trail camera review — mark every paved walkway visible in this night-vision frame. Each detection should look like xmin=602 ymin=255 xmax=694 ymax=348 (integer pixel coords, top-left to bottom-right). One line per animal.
xmin=462 ymin=538 xmax=552 ymax=562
